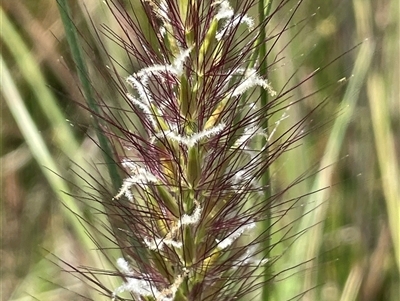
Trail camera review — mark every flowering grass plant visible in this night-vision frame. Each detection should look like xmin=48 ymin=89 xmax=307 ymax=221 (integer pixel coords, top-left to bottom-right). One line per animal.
xmin=2 ymin=0 xmax=399 ymax=300
xmin=55 ymin=0 xmax=365 ymax=300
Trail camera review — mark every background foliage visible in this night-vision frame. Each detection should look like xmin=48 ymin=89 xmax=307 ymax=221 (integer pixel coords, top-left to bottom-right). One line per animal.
xmin=1 ymin=0 xmax=399 ymax=300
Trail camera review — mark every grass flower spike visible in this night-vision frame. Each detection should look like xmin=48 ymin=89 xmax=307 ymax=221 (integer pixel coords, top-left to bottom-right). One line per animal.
xmin=104 ymin=1 xmax=281 ymax=299
xmin=60 ymin=0 xmax=348 ymax=300
xmin=4 ymin=0 xmax=398 ymax=300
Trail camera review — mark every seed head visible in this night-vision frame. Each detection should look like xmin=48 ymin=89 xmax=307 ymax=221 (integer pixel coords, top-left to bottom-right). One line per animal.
xmin=65 ymin=0 xmax=340 ymax=300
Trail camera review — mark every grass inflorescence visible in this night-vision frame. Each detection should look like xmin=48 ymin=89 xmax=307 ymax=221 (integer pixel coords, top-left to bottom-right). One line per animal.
xmin=2 ymin=0 xmax=399 ymax=301
xmin=57 ymin=0 xmax=355 ymax=300
xmin=56 ymin=0 xmax=365 ymax=300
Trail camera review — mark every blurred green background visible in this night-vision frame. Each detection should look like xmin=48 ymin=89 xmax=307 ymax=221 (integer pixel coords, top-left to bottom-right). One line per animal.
xmin=1 ymin=0 xmax=399 ymax=300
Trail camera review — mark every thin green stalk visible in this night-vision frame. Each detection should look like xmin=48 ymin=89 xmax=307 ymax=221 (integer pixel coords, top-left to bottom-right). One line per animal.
xmin=258 ymin=1 xmax=274 ymax=300
xmin=56 ymin=0 xmax=149 ymax=266
xmin=56 ymin=0 xmax=121 ymax=191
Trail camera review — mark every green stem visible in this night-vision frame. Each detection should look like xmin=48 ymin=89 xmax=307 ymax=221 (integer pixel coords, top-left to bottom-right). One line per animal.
xmin=56 ymin=1 xmax=150 ymax=265
xmin=258 ymin=1 xmax=274 ymax=301
xmin=56 ymin=0 xmax=121 ymax=191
